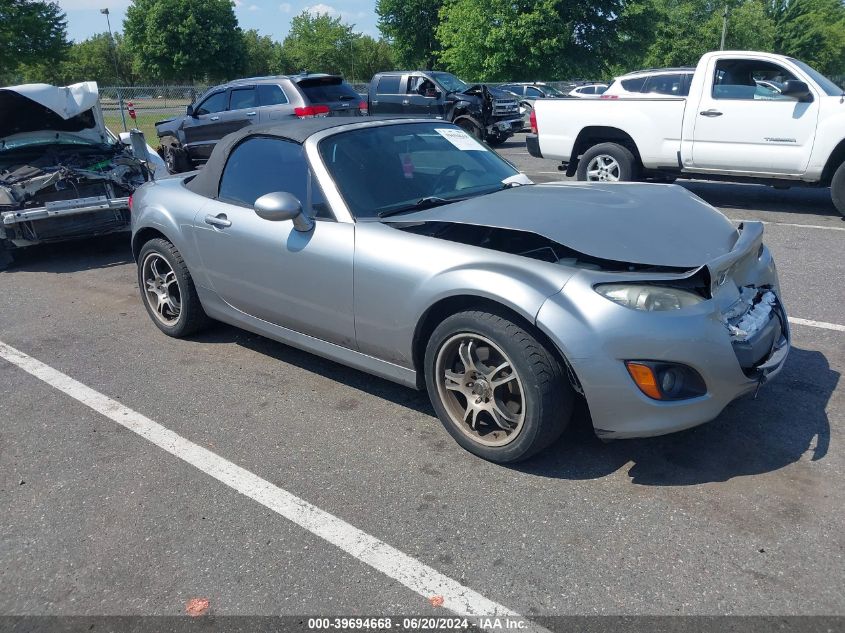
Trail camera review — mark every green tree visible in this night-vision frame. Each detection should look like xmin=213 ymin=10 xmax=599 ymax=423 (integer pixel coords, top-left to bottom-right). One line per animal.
xmin=352 ymin=36 xmax=395 ymax=81
xmin=0 ymin=0 xmax=69 ymax=82
xmin=770 ymin=0 xmax=845 ymax=75
xmin=124 ymin=0 xmax=245 ymax=82
xmin=281 ymin=11 xmax=355 ymax=76
xmin=376 ymin=0 xmax=443 ymax=69
xmin=644 ymin=0 xmax=775 ymax=68
xmin=241 ymin=29 xmax=282 ymax=77
xmin=436 ymin=0 xmax=652 ymax=81
xmin=51 ymin=33 xmax=139 ymax=85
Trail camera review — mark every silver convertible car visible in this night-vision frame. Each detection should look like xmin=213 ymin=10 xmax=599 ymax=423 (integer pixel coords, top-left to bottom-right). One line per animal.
xmin=130 ymin=118 xmax=790 ymax=463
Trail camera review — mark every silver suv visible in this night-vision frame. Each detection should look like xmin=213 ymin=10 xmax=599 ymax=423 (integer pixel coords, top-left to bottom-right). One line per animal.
xmin=156 ymin=73 xmax=366 ymax=173
xmin=601 ymin=67 xmax=695 ymax=99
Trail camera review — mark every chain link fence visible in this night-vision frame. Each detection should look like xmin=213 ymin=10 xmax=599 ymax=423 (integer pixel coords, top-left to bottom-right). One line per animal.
xmin=100 ymin=85 xmax=210 ymax=142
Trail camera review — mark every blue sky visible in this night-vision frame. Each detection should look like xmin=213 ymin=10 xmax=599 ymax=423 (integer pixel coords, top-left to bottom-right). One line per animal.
xmin=56 ymin=0 xmax=380 ymax=42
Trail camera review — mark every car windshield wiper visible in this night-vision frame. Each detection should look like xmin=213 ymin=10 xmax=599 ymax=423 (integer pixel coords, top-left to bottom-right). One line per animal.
xmin=377 ymin=196 xmax=465 ymax=219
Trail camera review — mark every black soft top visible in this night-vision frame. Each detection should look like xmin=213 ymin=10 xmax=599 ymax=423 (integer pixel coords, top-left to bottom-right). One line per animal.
xmin=185 ymin=117 xmax=409 ymax=199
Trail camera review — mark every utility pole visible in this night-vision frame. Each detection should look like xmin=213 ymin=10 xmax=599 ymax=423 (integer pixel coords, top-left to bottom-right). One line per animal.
xmin=101 ymin=7 xmax=128 ymax=132
xmin=720 ymin=5 xmax=729 ymax=50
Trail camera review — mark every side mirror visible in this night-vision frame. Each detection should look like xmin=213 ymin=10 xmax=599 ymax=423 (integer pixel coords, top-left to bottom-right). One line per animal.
xmin=254 ymin=191 xmax=314 ymax=232
xmin=186 ymin=104 xmax=195 ymax=116
xmin=781 ymin=80 xmax=812 ymax=102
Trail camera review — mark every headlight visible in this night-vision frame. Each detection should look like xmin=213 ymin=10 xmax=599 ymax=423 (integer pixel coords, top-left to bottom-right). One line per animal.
xmin=595 ymin=284 xmax=704 ymax=311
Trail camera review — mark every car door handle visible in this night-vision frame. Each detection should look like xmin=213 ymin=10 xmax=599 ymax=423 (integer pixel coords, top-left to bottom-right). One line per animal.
xmin=246 ymin=111 xmax=256 ymax=116
xmin=204 ymin=213 xmax=231 ymax=228
xmin=371 ymin=100 xmax=378 ymax=105
xmin=210 ymin=115 xmax=220 ymax=121
xmin=402 ymin=99 xmax=409 ymax=105
xmin=699 ymin=109 xmax=723 ymax=117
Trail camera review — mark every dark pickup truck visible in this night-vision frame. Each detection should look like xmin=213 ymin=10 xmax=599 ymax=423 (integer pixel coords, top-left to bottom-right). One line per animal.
xmin=367 ymin=71 xmax=522 ymax=145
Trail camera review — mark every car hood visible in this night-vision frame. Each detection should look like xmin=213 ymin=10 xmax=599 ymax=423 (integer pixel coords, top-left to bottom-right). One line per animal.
xmin=386 ymin=183 xmax=739 ymax=269
xmin=0 ymin=81 xmax=107 ymax=146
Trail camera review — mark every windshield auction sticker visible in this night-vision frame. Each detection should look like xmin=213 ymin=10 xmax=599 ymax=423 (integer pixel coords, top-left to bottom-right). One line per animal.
xmin=435 ymin=128 xmax=485 ymax=151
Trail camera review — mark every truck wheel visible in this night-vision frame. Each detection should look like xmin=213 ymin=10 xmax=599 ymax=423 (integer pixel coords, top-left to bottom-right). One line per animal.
xmin=576 ymin=142 xmax=638 ymax=182
xmin=456 ymin=119 xmax=483 ymax=142
xmin=424 ymin=309 xmax=573 ymax=463
xmin=832 ymin=161 xmax=845 ymax=218
xmin=160 ymin=136 xmax=191 ymax=174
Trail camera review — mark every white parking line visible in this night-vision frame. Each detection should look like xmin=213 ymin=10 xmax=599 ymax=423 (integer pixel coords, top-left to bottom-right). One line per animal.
xmin=736 ymin=219 xmax=845 ymax=232
xmin=0 ymin=341 xmax=540 ymax=629
xmin=788 ymin=317 xmax=845 ymax=333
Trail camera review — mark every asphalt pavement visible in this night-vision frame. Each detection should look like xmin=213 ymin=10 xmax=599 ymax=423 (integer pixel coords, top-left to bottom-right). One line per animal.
xmin=1 ymin=133 xmax=842 ymax=625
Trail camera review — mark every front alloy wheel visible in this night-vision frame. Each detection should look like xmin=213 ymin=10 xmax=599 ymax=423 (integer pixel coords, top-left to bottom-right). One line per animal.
xmin=435 ymin=333 xmax=525 ymax=447
xmin=425 ymin=309 xmax=573 ymax=463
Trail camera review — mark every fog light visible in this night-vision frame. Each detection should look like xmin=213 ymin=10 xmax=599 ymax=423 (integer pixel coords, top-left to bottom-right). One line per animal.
xmin=626 ymin=361 xmax=706 ymax=401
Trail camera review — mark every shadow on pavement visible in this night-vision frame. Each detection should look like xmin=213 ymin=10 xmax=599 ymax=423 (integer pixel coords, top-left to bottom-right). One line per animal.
xmin=519 ymin=346 xmax=836 ymax=485
xmin=0 ymin=233 xmax=133 ymax=274
xmin=195 ymin=320 xmax=835 ymax=485
xmin=678 ymin=181 xmax=841 ymax=219
xmin=191 ymin=324 xmax=436 ymax=417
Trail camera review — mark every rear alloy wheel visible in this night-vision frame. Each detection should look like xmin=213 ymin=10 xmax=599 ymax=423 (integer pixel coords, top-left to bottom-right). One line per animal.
xmin=832 ymin=161 xmax=845 ymax=218
xmin=425 ymin=309 xmax=573 ymax=463
xmin=138 ymin=238 xmax=209 ymax=337
xmin=576 ymin=142 xmax=638 ymax=182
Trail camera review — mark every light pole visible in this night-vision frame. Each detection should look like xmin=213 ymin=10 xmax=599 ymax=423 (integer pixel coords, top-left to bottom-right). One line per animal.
xmin=101 ymin=7 xmax=128 ymax=131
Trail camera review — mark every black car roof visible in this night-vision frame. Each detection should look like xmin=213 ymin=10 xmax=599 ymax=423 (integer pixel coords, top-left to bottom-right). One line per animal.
xmin=185 ymin=117 xmax=419 ymax=199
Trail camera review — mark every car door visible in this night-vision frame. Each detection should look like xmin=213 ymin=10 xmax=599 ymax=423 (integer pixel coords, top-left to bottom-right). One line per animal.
xmin=404 ymin=74 xmax=435 ymax=117
xmin=371 ymin=75 xmax=405 ymax=115
xmin=192 ymin=136 xmax=355 ymax=348
xmin=691 ymin=57 xmax=820 ymax=174
xmin=256 ymin=83 xmax=295 ymax=122
xmin=222 ymin=86 xmax=260 ymax=130
xmin=182 ymin=89 xmax=230 ymax=163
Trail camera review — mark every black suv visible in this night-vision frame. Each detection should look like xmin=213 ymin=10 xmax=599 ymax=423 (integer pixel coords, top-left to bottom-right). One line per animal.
xmin=156 ymin=74 xmax=365 ymax=173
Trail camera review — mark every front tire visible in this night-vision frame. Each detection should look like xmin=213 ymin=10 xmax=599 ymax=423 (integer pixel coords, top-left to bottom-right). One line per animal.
xmin=832 ymin=161 xmax=845 ymax=218
xmin=576 ymin=142 xmax=638 ymax=182
xmin=424 ymin=309 xmax=573 ymax=463
xmin=455 ymin=119 xmax=483 ymax=141
xmin=137 ymin=238 xmax=209 ymax=337
xmin=160 ymin=136 xmax=191 ymax=174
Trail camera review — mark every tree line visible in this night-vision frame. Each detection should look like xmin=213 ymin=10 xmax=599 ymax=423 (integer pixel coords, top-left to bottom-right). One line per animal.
xmin=1 ymin=0 xmax=843 ymax=87
xmin=1 ymin=0 xmax=393 ymax=85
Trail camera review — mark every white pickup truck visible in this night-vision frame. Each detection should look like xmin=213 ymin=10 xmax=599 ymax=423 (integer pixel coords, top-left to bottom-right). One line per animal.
xmin=527 ymin=51 xmax=845 ymax=216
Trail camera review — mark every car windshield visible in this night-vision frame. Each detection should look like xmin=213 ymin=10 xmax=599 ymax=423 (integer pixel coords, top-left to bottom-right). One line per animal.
xmin=431 ymin=72 xmax=469 ymax=93
xmin=789 ymin=58 xmax=843 ymax=96
xmin=542 ymin=85 xmax=566 ymax=97
xmin=318 ymin=122 xmax=523 ymax=219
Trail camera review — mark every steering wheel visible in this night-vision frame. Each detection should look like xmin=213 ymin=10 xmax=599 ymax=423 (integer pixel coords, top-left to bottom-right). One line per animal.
xmin=432 ymin=165 xmax=466 ymax=194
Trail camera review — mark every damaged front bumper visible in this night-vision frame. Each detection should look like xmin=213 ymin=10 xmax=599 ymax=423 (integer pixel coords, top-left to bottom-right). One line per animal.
xmin=1 ymin=196 xmax=131 ymax=246
xmin=536 ymin=222 xmax=791 ymax=439
xmin=486 ymin=118 xmax=523 ymax=138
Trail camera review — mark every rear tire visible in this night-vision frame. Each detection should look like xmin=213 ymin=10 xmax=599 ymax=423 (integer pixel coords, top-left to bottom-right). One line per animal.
xmin=832 ymin=161 xmax=845 ymax=218
xmin=137 ymin=238 xmax=209 ymax=337
xmin=576 ymin=142 xmax=638 ymax=182
xmin=424 ymin=309 xmax=573 ymax=463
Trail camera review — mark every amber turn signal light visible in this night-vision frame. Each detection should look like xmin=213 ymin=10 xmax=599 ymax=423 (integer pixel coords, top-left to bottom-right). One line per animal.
xmin=626 ymin=362 xmax=663 ymax=400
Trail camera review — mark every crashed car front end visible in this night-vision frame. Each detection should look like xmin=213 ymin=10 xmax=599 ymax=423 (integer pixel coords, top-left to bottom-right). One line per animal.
xmin=536 ymin=220 xmax=789 ymax=439
xmin=0 ymin=82 xmax=151 ymax=261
